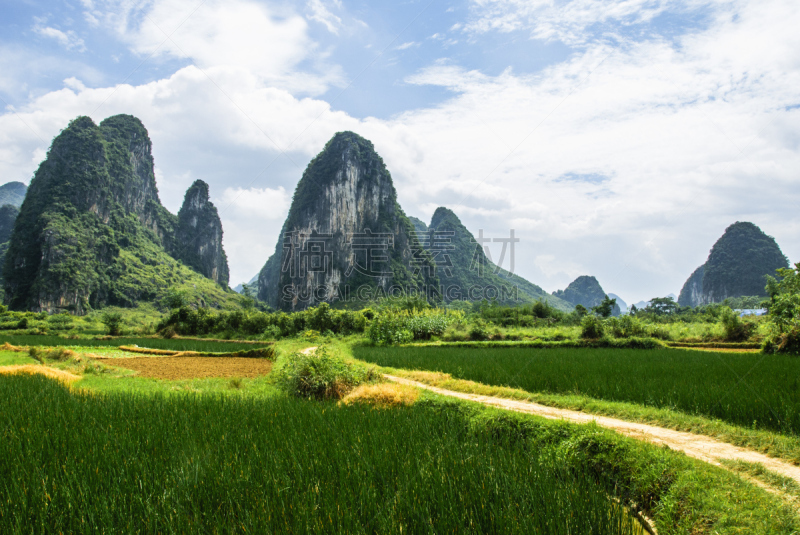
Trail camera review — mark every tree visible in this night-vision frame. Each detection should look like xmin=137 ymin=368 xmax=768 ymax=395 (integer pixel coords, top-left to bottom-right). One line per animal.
xmin=764 ymin=263 xmax=800 ymax=354
xmin=101 ymin=312 xmax=124 ymax=336
xmin=645 ymin=297 xmax=678 ymax=315
xmin=592 ymin=295 xmax=617 ymax=318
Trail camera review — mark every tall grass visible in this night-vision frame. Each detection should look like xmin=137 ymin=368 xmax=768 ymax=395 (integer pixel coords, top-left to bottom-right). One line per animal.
xmin=0 ymin=374 xmax=637 ymax=534
xmin=355 ymin=346 xmax=800 ymax=435
xmin=0 ymin=334 xmax=265 ymax=353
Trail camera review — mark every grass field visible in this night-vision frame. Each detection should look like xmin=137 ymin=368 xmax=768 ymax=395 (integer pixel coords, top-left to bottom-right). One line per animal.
xmin=0 ymin=373 xmax=642 ymax=534
xmin=354 ymin=345 xmax=800 ymax=435
xmin=0 ymin=334 xmax=267 ymax=353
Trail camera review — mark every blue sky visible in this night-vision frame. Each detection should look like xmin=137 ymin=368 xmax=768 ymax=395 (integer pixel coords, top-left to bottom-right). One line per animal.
xmin=1 ymin=0 xmax=799 ymax=303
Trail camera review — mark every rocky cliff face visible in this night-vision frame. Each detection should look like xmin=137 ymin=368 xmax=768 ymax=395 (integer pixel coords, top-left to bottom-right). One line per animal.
xmin=553 ymin=275 xmax=621 ymax=315
xmin=3 ymin=115 xmax=231 ymax=313
xmin=173 ymin=180 xmax=229 ymax=287
xmin=677 ymin=222 xmax=789 ymax=307
xmin=257 ymin=131 xmax=436 ymax=310
xmin=677 ymin=265 xmax=705 ymax=307
xmin=424 ymin=206 xmax=572 ymax=310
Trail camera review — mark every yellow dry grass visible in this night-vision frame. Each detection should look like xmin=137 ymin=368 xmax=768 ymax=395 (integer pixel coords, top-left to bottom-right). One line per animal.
xmin=1 ymin=342 xmax=27 ymax=352
xmin=401 ymin=370 xmax=452 ymax=383
xmin=340 ymin=383 xmax=420 ymax=409
xmin=0 ymin=365 xmax=81 ymax=385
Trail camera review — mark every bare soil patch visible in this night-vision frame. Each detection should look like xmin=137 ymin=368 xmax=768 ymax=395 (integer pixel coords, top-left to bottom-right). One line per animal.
xmin=99 ymin=356 xmax=273 ymax=380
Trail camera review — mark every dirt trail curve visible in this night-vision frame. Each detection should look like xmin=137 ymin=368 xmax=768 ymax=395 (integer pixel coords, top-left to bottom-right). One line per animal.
xmin=385 ymin=374 xmax=800 ymax=486
xmin=299 ymin=347 xmax=800 ymax=486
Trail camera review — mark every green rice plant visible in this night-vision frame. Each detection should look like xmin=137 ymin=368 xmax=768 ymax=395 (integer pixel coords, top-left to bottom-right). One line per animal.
xmin=0 ymin=373 xmax=648 ymax=535
xmin=0 ymin=334 xmax=267 ymax=353
xmin=355 ymin=345 xmax=800 ymax=435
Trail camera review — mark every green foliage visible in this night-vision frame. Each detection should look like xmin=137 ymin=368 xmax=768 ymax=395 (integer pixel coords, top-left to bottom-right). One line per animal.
xmin=763 ymin=262 xmax=800 ymax=354
xmin=468 ymin=318 xmax=492 ymax=341
xmin=274 ymin=346 xmax=375 ymax=399
xmin=366 ymin=308 xmax=461 ymax=345
xmin=592 ymin=295 xmax=616 ymax=318
xmin=580 ymin=315 xmax=605 ymax=339
xmin=101 ymin=311 xmax=124 ymax=335
xmin=158 ymin=302 xmax=367 ymax=338
xmin=607 ymin=315 xmax=648 ymax=338
xmin=719 ymin=307 xmax=755 ymax=342
xmin=644 ymin=296 xmax=678 ymax=315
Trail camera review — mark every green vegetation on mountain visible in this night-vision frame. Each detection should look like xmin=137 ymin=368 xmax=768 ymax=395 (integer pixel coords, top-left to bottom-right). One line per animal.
xmin=2 ymin=115 xmax=234 ymax=313
xmin=425 ymin=207 xmax=572 ymax=310
xmin=408 ymin=216 xmax=428 ymax=235
xmin=257 ymin=131 xmax=436 ymax=310
xmin=0 ymin=181 xmax=27 ymax=208
xmin=552 ymin=275 xmax=621 ymax=316
xmin=679 ymin=222 xmax=788 ymax=307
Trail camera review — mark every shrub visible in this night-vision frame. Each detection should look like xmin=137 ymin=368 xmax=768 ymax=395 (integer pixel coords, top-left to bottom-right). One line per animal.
xmin=263 ymin=325 xmax=281 ymax=340
xmin=607 ymin=316 xmax=648 ymax=338
xmin=101 ymin=312 xmax=124 ymax=336
xmin=720 ymin=307 xmax=755 ymax=342
xmin=469 ymin=319 xmax=491 ymax=341
xmin=367 ymin=309 xmax=458 ymax=345
xmin=580 ymin=315 xmax=605 ymax=339
xmin=274 ymin=347 xmax=371 ymax=399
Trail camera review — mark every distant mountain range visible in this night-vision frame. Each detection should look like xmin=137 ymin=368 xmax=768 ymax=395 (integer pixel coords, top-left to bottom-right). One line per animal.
xmin=2 ymin=116 xmax=791 ymax=316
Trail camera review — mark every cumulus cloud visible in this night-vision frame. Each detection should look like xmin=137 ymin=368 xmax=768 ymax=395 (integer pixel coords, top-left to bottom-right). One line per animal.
xmin=81 ymin=0 xmax=343 ymax=95
xmin=217 ymin=187 xmax=291 ymax=282
xmin=1 ymin=0 xmax=798 ymax=300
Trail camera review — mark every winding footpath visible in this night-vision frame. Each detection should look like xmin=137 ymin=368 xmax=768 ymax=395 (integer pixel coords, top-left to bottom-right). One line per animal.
xmin=384 ymin=373 xmax=800 ymax=487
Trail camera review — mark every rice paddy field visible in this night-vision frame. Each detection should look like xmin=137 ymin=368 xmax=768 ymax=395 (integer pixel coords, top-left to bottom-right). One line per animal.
xmin=0 ymin=334 xmax=267 ymax=353
xmin=0 ymin=373 xmax=641 ymax=534
xmin=354 ymin=346 xmax=800 ymax=435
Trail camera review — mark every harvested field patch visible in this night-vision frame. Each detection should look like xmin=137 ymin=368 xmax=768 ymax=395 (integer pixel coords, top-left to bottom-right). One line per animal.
xmin=97 ymin=356 xmax=273 ymax=380
xmin=0 ymin=365 xmax=81 ymax=385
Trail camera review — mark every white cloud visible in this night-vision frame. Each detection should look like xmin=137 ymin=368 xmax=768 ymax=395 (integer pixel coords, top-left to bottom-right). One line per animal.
xmin=218 ymin=186 xmax=291 ymax=282
xmin=395 ymin=41 xmax=419 ymax=50
xmin=33 ymin=25 xmax=87 ymax=52
xmin=1 ymin=0 xmax=799 ymax=300
xmin=306 ymin=0 xmax=343 ymax=34
xmin=82 ymin=0 xmax=344 ymax=95
xmin=463 ymin=0 xmax=712 ymax=45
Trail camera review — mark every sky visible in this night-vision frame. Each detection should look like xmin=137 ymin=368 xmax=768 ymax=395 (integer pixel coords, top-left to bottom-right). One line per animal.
xmin=1 ymin=0 xmax=798 ymax=305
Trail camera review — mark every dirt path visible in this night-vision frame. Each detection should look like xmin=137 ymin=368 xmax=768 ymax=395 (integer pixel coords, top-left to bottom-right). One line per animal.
xmin=384 ymin=374 xmax=800 ymax=486
xmin=303 ymin=346 xmax=800 ymax=487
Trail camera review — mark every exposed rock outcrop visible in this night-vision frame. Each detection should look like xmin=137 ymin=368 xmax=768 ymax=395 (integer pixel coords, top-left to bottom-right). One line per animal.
xmin=173 ymin=180 xmax=229 ymax=287
xmin=257 ymin=131 xmax=436 ymax=310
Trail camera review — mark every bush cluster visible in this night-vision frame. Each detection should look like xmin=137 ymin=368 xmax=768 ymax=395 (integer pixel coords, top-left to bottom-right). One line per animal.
xmin=273 ymin=346 xmax=377 ymax=399
xmin=366 ymin=308 xmax=462 ymax=345
xmin=158 ymin=303 xmax=367 ymax=338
